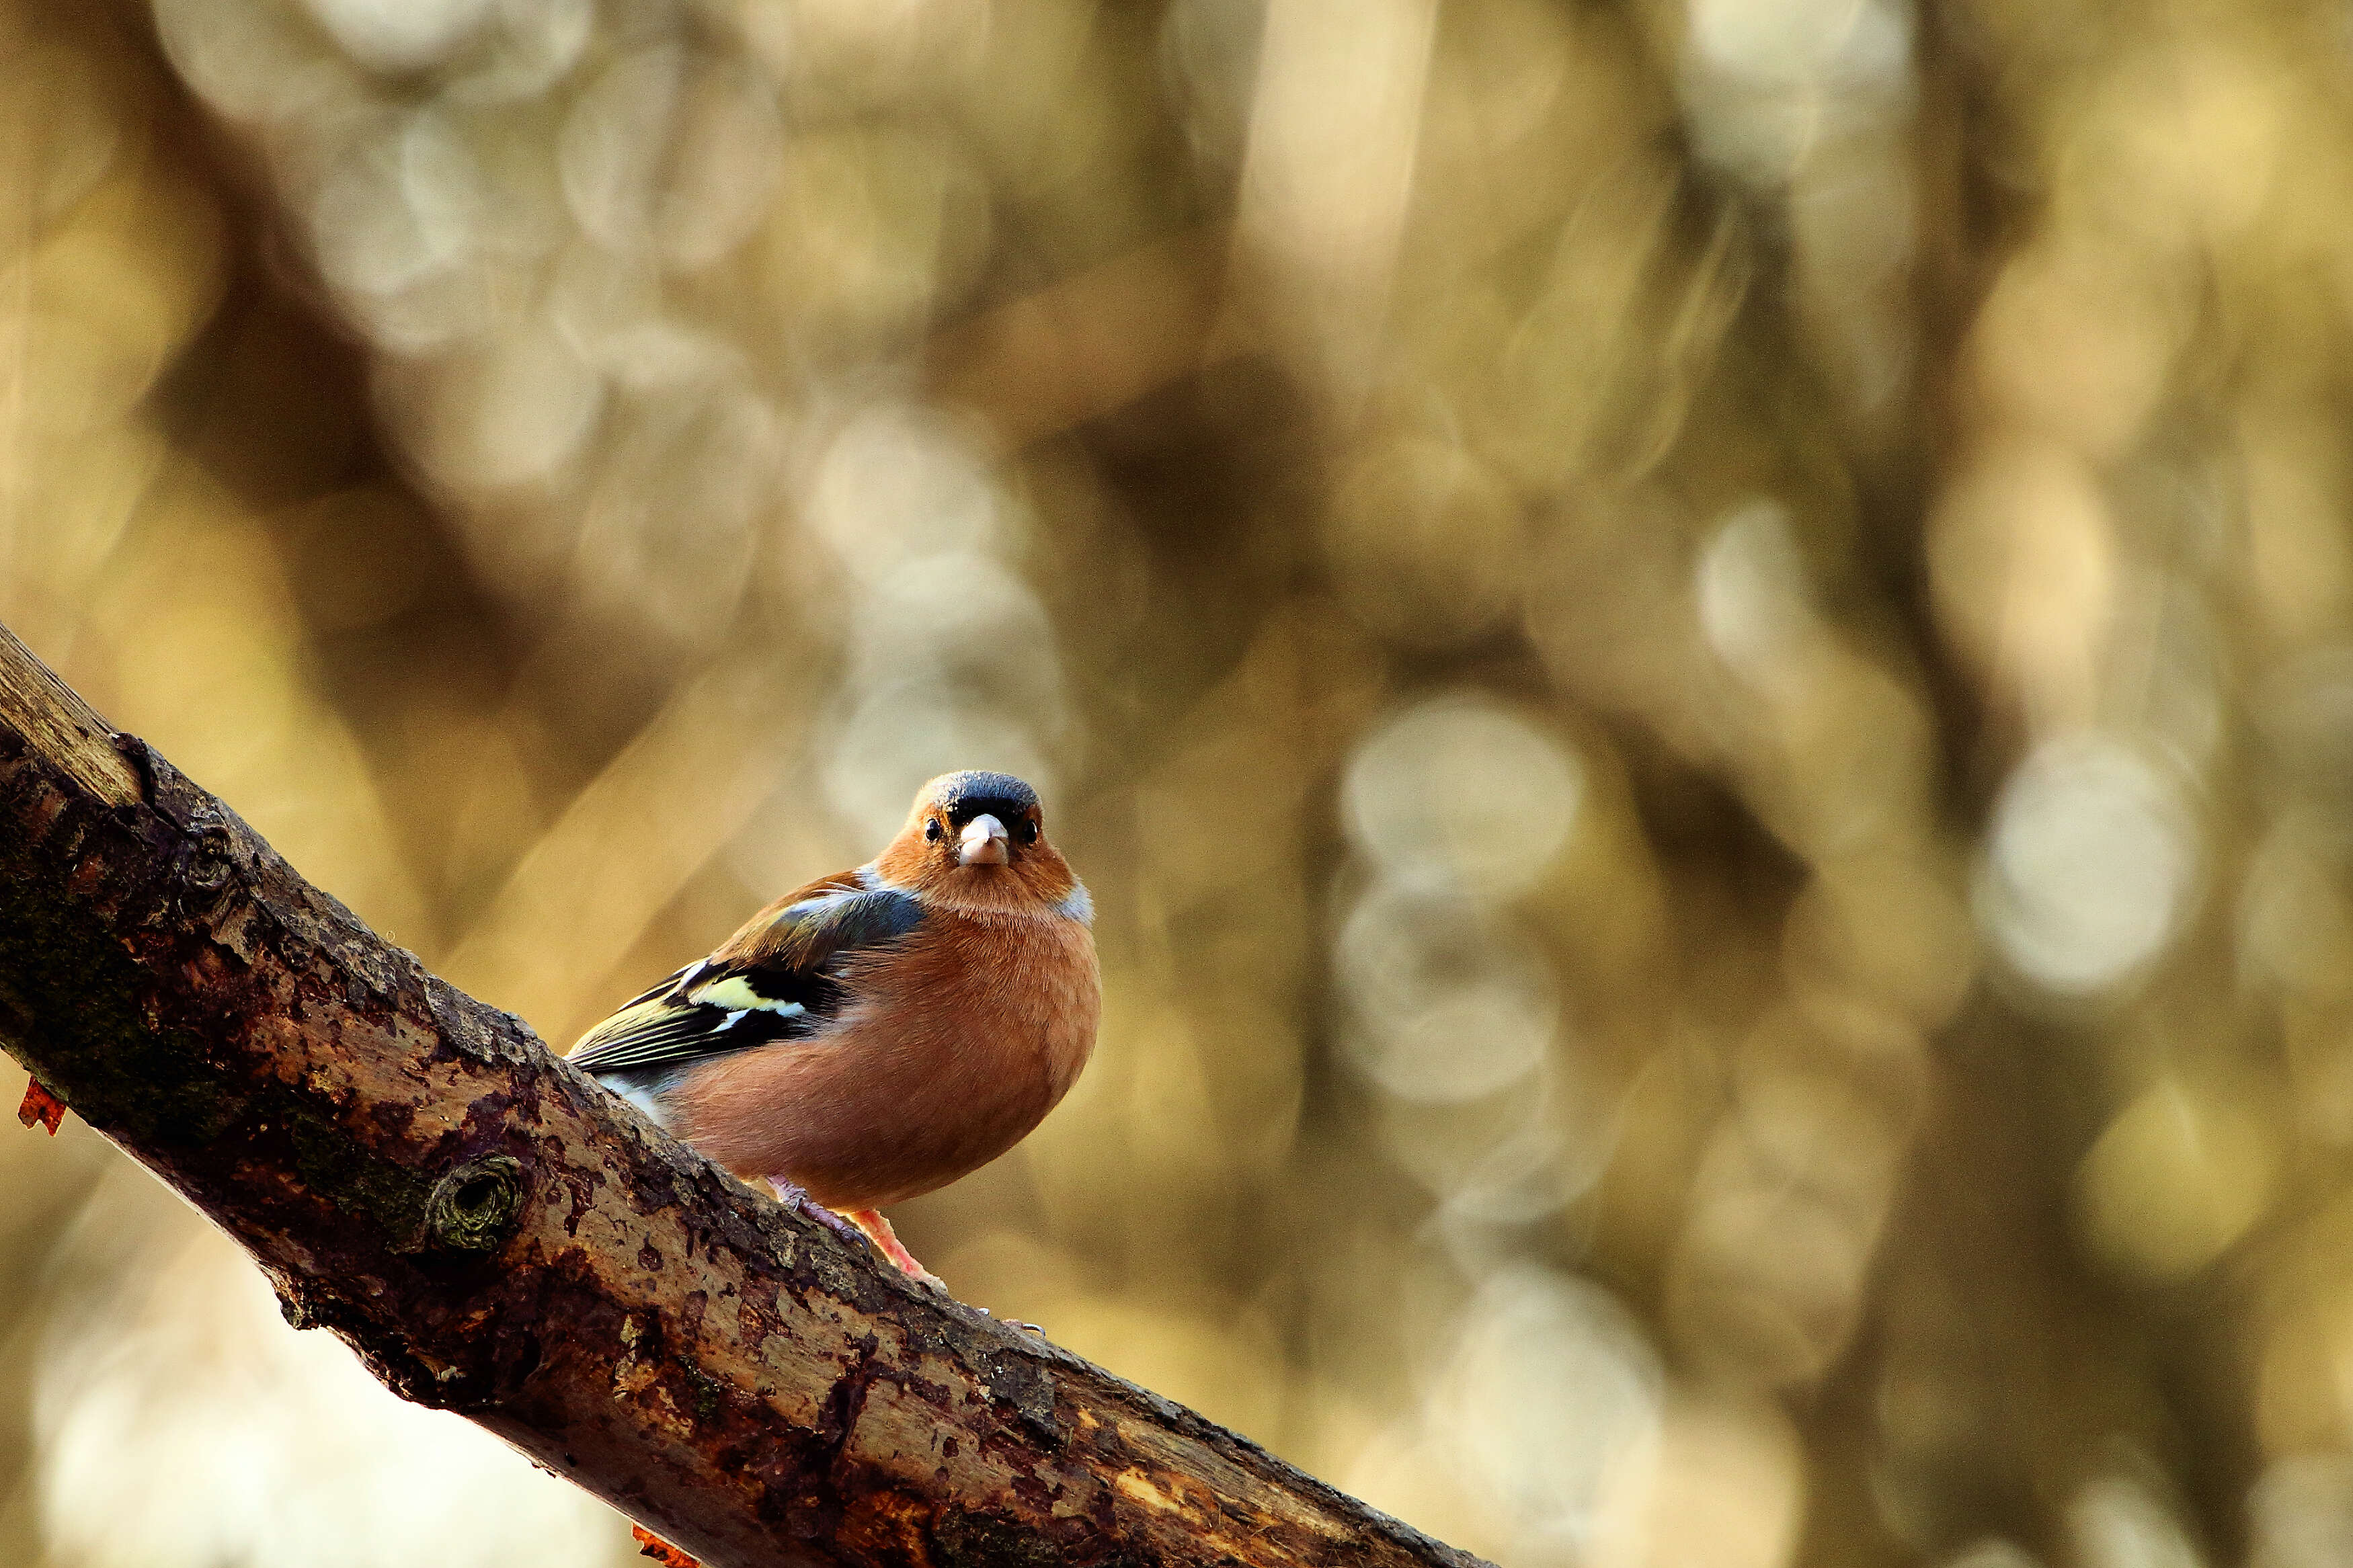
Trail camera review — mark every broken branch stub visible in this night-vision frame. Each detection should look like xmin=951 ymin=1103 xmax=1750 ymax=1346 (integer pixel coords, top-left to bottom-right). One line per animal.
xmin=0 ymin=619 xmax=1488 ymax=1568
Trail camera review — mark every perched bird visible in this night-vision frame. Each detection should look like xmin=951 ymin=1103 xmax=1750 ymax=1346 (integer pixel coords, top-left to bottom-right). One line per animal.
xmin=567 ymin=771 xmax=1099 ymax=1289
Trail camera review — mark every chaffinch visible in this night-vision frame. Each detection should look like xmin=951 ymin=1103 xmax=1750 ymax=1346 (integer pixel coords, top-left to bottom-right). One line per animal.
xmin=567 ymin=771 xmax=1098 ymax=1290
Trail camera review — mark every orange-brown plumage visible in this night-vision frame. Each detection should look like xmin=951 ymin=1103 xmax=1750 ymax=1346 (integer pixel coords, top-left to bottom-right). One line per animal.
xmin=666 ymin=909 xmax=1096 ymax=1208
xmin=565 ymin=770 xmax=1098 ymax=1290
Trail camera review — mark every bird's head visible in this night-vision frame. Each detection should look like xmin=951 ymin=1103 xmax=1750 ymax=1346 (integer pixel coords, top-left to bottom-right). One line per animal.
xmin=877 ymin=770 xmax=1083 ymax=915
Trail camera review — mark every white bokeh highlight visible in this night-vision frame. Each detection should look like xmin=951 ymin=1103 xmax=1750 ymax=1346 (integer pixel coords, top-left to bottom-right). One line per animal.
xmin=1342 ymin=694 xmax=1583 ymax=899
xmin=1977 ymin=731 xmax=2197 ymax=995
xmin=1337 ymin=885 xmax=1556 ymax=1104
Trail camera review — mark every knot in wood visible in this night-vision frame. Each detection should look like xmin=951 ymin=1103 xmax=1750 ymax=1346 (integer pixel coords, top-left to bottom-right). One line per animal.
xmin=180 ymin=818 xmax=238 ymax=895
xmin=426 ymin=1154 xmax=524 ymax=1252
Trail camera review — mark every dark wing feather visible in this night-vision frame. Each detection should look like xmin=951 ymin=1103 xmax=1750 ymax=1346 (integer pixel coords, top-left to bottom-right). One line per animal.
xmin=567 ymin=886 xmax=924 ymax=1075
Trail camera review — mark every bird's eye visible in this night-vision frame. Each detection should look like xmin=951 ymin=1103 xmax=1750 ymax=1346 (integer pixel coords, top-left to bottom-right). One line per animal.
xmin=1019 ymin=819 xmax=1040 ymax=844
xmin=924 ymin=819 xmax=942 ymax=842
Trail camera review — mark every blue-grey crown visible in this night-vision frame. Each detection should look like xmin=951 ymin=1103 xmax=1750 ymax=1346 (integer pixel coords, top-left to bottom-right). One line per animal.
xmin=931 ymin=770 xmax=1040 ymax=827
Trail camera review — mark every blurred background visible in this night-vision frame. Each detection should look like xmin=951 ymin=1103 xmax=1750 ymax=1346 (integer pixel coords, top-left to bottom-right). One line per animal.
xmin=3 ymin=0 xmax=2353 ymax=1564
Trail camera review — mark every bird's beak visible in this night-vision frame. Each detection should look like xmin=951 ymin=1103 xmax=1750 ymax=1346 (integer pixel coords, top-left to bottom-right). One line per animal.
xmin=957 ymin=814 xmax=1011 ymax=866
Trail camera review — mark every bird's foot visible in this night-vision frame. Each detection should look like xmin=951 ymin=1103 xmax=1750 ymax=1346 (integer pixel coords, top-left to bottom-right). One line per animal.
xmin=842 ymin=1208 xmax=947 ymax=1293
xmin=766 ymin=1180 xmax=871 ymax=1250
xmin=975 ymin=1307 xmax=1047 ymax=1336
xmin=631 ymin=1525 xmax=697 ymax=1567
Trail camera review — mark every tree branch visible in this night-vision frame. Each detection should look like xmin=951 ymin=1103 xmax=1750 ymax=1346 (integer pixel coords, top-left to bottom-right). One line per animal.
xmin=0 ymin=618 xmax=1486 ymax=1568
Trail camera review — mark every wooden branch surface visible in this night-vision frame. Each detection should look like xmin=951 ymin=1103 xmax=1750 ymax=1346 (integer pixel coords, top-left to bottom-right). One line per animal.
xmin=0 ymin=619 xmax=1488 ymax=1568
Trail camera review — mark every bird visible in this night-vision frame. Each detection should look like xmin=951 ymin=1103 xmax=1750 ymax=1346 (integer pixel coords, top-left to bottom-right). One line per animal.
xmin=565 ymin=770 xmax=1099 ymax=1291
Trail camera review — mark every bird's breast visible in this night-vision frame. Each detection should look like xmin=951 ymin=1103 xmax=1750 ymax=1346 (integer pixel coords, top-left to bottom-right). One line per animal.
xmin=854 ymin=911 xmax=1101 ymax=1109
xmin=669 ymin=909 xmax=1100 ymax=1208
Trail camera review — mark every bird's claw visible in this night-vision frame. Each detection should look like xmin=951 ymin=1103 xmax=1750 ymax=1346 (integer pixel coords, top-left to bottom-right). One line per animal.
xmin=841 ymin=1206 xmax=948 ymax=1292
xmin=766 ymin=1180 xmax=869 ymax=1250
xmin=975 ymin=1306 xmax=1047 ymax=1337
xmin=631 ymin=1525 xmax=698 ymax=1567
xmin=768 ymin=1190 xmax=954 ymax=1295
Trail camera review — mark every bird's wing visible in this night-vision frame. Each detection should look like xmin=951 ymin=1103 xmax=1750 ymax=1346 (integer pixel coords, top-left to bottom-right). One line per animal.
xmin=566 ymin=882 xmax=924 ymax=1075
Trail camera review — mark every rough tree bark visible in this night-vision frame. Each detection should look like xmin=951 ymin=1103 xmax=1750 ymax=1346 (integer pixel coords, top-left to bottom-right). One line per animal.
xmin=0 ymin=620 xmax=1487 ymax=1568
